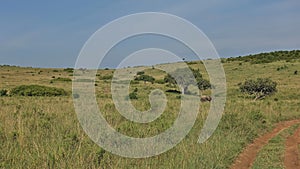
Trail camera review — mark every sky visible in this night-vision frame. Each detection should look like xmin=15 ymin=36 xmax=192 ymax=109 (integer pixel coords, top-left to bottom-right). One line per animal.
xmin=0 ymin=0 xmax=299 ymax=68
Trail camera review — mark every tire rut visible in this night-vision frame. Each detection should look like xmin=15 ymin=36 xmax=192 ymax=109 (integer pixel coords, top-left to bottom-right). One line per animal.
xmin=284 ymin=126 xmax=300 ymax=169
xmin=230 ymin=119 xmax=300 ymax=169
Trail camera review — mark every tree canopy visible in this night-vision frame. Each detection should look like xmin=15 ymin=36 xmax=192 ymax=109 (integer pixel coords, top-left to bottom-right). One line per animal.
xmin=164 ymin=68 xmax=211 ymax=94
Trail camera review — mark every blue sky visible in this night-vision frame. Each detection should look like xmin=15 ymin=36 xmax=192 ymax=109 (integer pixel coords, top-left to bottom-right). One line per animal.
xmin=0 ymin=0 xmax=299 ymax=68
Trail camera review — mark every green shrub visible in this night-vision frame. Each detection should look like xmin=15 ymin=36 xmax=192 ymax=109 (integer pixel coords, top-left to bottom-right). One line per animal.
xmin=131 ymin=80 xmax=139 ymax=84
xmin=52 ymin=77 xmax=72 ymax=82
xmin=128 ymin=92 xmax=138 ymax=100
xmin=99 ymin=74 xmax=113 ymax=80
xmin=239 ymin=78 xmax=277 ymax=100
xmin=276 ymin=65 xmax=288 ymax=71
xmin=197 ymin=78 xmax=212 ymax=91
xmin=0 ymin=89 xmax=8 ymax=96
xmin=63 ymin=68 xmax=74 ymax=73
xmin=155 ymin=79 xmax=165 ymax=84
xmin=10 ymin=85 xmax=68 ymax=96
xmin=220 ymin=59 xmax=226 ymax=63
xmin=134 ymin=74 xmax=155 ymax=83
xmin=137 ymin=71 xmax=145 ymax=75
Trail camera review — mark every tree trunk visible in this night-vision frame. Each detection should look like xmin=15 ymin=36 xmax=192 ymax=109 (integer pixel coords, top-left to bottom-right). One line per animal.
xmin=180 ymin=86 xmax=188 ymax=95
xmin=181 ymin=86 xmax=185 ymax=95
xmin=254 ymin=94 xmax=265 ymax=101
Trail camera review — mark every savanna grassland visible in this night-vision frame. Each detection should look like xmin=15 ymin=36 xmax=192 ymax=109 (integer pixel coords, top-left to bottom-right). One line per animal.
xmin=0 ymin=51 xmax=300 ymax=168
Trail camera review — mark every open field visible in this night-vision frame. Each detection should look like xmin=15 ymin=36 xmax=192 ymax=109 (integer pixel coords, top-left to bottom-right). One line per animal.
xmin=0 ymin=55 xmax=300 ymax=168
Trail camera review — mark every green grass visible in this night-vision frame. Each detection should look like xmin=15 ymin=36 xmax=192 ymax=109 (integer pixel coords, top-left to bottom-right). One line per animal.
xmin=0 ymin=56 xmax=300 ymax=168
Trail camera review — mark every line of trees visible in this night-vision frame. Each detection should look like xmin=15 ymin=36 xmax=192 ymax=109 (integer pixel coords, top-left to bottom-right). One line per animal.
xmin=226 ymin=50 xmax=300 ymax=64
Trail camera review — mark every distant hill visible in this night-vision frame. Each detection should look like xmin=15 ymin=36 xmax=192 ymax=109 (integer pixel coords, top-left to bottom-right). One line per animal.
xmin=225 ymin=50 xmax=300 ymax=64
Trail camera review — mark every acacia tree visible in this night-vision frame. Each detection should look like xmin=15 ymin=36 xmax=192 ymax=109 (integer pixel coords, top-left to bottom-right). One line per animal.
xmin=239 ymin=78 xmax=277 ymax=100
xmin=164 ymin=68 xmax=211 ymax=94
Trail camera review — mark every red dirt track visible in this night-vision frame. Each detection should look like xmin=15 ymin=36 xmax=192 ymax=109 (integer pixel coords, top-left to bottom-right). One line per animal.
xmin=231 ymin=119 xmax=300 ymax=169
xmin=284 ymin=126 xmax=300 ymax=169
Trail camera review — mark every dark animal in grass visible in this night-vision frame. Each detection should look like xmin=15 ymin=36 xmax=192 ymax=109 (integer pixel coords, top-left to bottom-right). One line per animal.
xmin=200 ymin=95 xmax=212 ymax=102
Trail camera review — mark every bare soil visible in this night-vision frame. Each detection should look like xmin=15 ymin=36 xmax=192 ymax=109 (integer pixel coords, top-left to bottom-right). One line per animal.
xmin=231 ymin=119 xmax=300 ymax=169
xmin=284 ymin=125 xmax=300 ymax=169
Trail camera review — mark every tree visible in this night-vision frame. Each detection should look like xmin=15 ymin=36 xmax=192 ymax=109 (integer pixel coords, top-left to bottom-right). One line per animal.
xmin=190 ymin=68 xmax=211 ymax=91
xmin=134 ymin=74 xmax=155 ymax=84
xmin=197 ymin=79 xmax=212 ymax=91
xmin=164 ymin=68 xmax=195 ymax=94
xmin=164 ymin=74 xmax=176 ymax=86
xmin=239 ymin=78 xmax=277 ymax=100
xmin=164 ymin=68 xmax=211 ymax=94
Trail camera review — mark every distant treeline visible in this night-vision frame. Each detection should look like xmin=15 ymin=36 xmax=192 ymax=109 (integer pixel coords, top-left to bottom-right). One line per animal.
xmin=225 ymin=50 xmax=300 ymax=64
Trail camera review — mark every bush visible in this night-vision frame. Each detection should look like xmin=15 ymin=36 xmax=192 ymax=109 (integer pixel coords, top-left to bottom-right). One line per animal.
xmin=99 ymin=74 xmax=113 ymax=80
xmin=135 ymin=74 xmax=155 ymax=84
xmin=131 ymin=80 xmax=139 ymax=84
xmin=137 ymin=71 xmax=145 ymax=75
xmin=52 ymin=77 xmax=72 ymax=82
xmin=0 ymin=89 xmax=8 ymax=96
xmin=239 ymin=78 xmax=277 ymax=100
xmin=10 ymin=85 xmax=68 ymax=97
xmin=187 ymin=61 xmax=199 ymax=65
xmin=276 ymin=65 xmax=288 ymax=71
xmin=197 ymin=79 xmax=212 ymax=91
xmin=155 ymin=79 xmax=165 ymax=84
xmin=128 ymin=92 xmax=138 ymax=100
xmin=63 ymin=68 xmax=74 ymax=73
